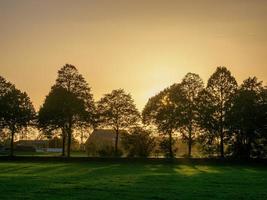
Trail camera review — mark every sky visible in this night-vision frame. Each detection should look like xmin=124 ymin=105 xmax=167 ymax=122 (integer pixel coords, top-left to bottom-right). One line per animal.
xmin=0 ymin=0 xmax=267 ymax=111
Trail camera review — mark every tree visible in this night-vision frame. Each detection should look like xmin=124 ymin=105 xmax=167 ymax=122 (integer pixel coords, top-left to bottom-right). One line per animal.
xmin=38 ymin=64 xmax=95 ymax=158
xmin=38 ymin=86 xmax=85 ymax=156
xmin=0 ymin=76 xmax=14 ymax=132
xmin=121 ymin=126 xmax=156 ymax=157
xmin=205 ymin=66 xmax=237 ymax=157
xmin=226 ymin=77 xmax=267 ymax=158
xmin=142 ymin=85 xmax=179 ymax=158
xmin=0 ymin=76 xmax=35 ymax=156
xmin=97 ymin=89 xmax=140 ymax=156
xmin=197 ymin=89 xmax=220 ymax=156
xmin=174 ymin=73 xmax=204 ymax=157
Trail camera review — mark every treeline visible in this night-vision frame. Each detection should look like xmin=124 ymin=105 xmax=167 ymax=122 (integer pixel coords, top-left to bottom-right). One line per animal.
xmin=0 ymin=64 xmax=266 ymax=159
xmin=143 ymin=67 xmax=267 ymax=158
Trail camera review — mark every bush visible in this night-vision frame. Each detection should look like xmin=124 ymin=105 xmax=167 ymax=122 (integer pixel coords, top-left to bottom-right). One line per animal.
xmin=121 ymin=127 xmax=156 ymax=158
xmin=15 ymin=145 xmax=36 ymax=152
xmin=159 ymin=137 xmax=178 ymax=158
xmin=97 ymin=145 xmax=123 ymax=157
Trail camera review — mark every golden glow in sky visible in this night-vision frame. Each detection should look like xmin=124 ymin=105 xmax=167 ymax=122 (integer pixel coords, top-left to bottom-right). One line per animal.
xmin=1 ymin=0 xmax=267 ymax=110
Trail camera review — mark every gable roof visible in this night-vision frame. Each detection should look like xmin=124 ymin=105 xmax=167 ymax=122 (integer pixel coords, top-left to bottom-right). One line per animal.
xmin=15 ymin=140 xmax=49 ymax=145
xmin=86 ymin=129 xmax=127 ymax=144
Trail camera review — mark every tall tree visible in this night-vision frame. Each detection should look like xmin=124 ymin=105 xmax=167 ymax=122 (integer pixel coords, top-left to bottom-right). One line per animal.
xmin=226 ymin=77 xmax=267 ymax=158
xmin=197 ymin=89 xmax=220 ymax=155
xmin=142 ymin=85 xmax=180 ymax=158
xmin=97 ymin=89 xmax=140 ymax=156
xmin=175 ymin=73 xmax=204 ymax=157
xmin=0 ymin=76 xmax=14 ymax=131
xmin=0 ymin=76 xmax=35 ymax=156
xmin=38 ymin=87 xmax=83 ymax=156
xmin=206 ymin=66 xmax=237 ymax=157
xmin=38 ymin=64 xmax=95 ymax=158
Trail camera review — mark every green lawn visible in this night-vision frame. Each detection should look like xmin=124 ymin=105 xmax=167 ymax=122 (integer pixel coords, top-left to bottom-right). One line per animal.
xmin=0 ymin=161 xmax=266 ymax=200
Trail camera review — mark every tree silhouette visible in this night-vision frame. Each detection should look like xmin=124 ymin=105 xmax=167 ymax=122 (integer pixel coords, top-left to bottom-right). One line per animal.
xmin=0 ymin=76 xmax=35 ymax=156
xmin=0 ymin=76 xmax=14 ymax=132
xmin=97 ymin=89 xmax=140 ymax=156
xmin=197 ymin=89 xmax=219 ymax=155
xmin=176 ymin=73 xmax=204 ymax=157
xmin=226 ymin=77 xmax=267 ymax=158
xmin=38 ymin=87 xmax=85 ymax=156
xmin=206 ymin=66 xmax=237 ymax=157
xmin=142 ymin=86 xmax=179 ymax=158
xmin=38 ymin=64 xmax=95 ymax=158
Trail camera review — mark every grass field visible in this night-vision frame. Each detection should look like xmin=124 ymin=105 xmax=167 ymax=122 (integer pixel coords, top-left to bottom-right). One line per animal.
xmin=0 ymin=161 xmax=266 ymax=200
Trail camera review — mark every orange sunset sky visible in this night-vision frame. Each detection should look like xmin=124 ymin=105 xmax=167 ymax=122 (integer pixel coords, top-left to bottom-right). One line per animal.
xmin=1 ymin=0 xmax=267 ymax=111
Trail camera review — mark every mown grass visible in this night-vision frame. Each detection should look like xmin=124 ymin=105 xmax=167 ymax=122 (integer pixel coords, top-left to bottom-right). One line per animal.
xmin=0 ymin=161 xmax=266 ymax=200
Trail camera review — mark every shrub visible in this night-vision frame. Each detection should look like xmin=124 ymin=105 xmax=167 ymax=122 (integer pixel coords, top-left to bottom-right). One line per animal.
xmin=15 ymin=145 xmax=36 ymax=152
xmin=97 ymin=145 xmax=123 ymax=157
xmin=159 ymin=137 xmax=178 ymax=158
xmin=121 ymin=127 xmax=156 ymax=158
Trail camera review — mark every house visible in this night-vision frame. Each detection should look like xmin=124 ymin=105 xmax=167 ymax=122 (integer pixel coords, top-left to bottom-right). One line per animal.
xmin=15 ymin=140 xmax=49 ymax=152
xmin=0 ymin=145 xmax=9 ymax=153
xmin=85 ymin=129 xmax=127 ymax=156
xmin=15 ymin=139 xmax=62 ymax=153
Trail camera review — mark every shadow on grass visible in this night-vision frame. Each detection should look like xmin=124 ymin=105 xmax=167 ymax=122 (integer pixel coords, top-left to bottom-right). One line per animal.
xmin=0 ymin=162 xmax=266 ymax=200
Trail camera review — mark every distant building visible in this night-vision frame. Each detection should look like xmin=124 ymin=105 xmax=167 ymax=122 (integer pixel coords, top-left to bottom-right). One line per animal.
xmin=85 ymin=129 xmax=127 ymax=156
xmin=15 ymin=140 xmax=48 ymax=150
xmin=15 ymin=139 xmax=62 ymax=153
xmin=0 ymin=145 xmax=9 ymax=153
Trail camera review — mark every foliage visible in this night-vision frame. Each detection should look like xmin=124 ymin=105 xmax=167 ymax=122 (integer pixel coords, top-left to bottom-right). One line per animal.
xmin=0 ymin=75 xmax=35 ymax=156
xmin=121 ymin=126 xmax=156 ymax=157
xmin=97 ymin=89 xmax=140 ymax=155
xmin=97 ymin=145 xmax=123 ymax=157
xmin=143 ymin=73 xmax=204 ymax=158
xmin=159 ymin=136 xmax=178 ymax=158
xmin=197 ymin=89 xmax=220 ymax=156
xmin=201 ymin=66 xmax=238 ymax=157
xmin=226 ymin=77 xmax=267 ymax=158
xmin=142 ymin=86 xmax=179 ymax=158
xmin=173 ymin=73 xmax=204 ymax=157
xmin=38 ymin=64 xmax=95 ymax=157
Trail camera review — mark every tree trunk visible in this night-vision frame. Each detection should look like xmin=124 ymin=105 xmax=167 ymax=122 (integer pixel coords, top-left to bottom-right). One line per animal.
xmin=188 ymin=135 xmax=192 ymax=157
xmin=67 ymin=128 xmax=71 ymax=158
xmin=80 ymin=129 xmax=84 ymax=151
xmin=219 ymin=104 xmax=224 ymax=158
xmin=220 ymin=88 xmax=224 ymax=158
xmin=115 ymin=128 xmax=119 ymax=156
xmin=10 ymin=128 xmax=15 ymax=157
xmin=247 ymin=135 xmax=252 ymax=159
xmin=188 ymin=126 xmax=192 ymax=157
xmin=169 ymin=132 xmax=173 ymax=158
xmin=67 ymin=119 xmax=72 ymax=158
xmin=61 ymin=128 xmax=66 ymax=157
xmin=220 ymin=127 xmax=224 ymax=158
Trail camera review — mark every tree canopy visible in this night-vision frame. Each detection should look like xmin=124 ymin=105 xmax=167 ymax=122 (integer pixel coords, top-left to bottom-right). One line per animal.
xmin=97 ymin=89 xmax=140 ymax=156
xmin=175 ymin=73 xmax=204 ymax=157
xmin=0 ymin=76 xmax=35 ymax=156
xmin=205 ymin=66 xmax=238 ymax=157
xmin=1 ymin=65 xmax=266 ymax=159
xmin=226 ymin=77 xmax=267 ymax=158
xmin=142 ymin=85 xmax=180 ymax=158
xmin=38 ymin=64 xmax=95 ymax=157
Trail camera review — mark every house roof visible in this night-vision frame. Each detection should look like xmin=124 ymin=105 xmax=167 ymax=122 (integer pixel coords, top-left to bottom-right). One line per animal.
xmin=86 ymin=129 xmax=127 ymax=144
xmin=15 ymin=140 xmax=49 ymax=146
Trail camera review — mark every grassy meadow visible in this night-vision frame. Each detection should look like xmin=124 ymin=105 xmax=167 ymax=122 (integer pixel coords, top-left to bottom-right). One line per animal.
xmin=0 ymin=161 xmax=266 ymax=200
